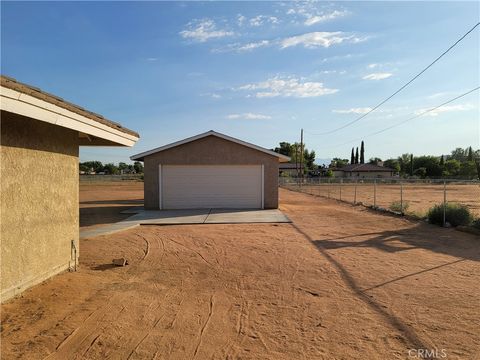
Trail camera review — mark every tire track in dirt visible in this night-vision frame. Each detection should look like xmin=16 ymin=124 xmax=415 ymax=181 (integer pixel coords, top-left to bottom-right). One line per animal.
xmin=192 ymin=294 xmax=215 ymax=359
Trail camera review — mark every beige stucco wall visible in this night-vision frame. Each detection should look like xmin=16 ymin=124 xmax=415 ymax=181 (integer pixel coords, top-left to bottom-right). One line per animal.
xmin=1 ymin=111 xmax=79 ymax=302
xmin=143 ymin=135 xmax=279 ymax=209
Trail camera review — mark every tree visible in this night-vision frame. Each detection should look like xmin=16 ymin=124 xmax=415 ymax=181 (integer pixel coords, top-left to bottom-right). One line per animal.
xmin=413 ymin=167 xmax=427 ymax=178
xmin=413 ymin=156 xmax=442 ymax=177
xmin=355 ymin=147 xmax=359 ymax=164
xmin=80 ymin=161 xmax=103 ymax=173
xmin=330 ymin=158 xmax=349 ymax=168
xmin=360 ymin=141 xmax=365 ymax=164
xmin=450 ymin=148 xmax=466 ymax=162
xmin=274 ymin=142 xmax=292 ymax=157
xmin=439 ymin=155 xmax=444 ymax=166
xmin=443 ymin=159 xmax=460 ymax=177
xmin=397 ymin=153 xmax=412 ymax=175
xmin=103 ymin=163 xmax=119 ymax=175
xmin=368 ymin=157 xmax=382 ymax=165
xmin=118 ymin=162 xmax=128 ymax=171
xmin=133 ymin=161 xmax=144 ymax=174
xmin=384 ymin=159 xmax=400 ymax=173
xmin=459 ymin=161 xmax=477 ymax=178
xmin=303 ymin=149 xmax=316 ymax=170
xmin=351 ymin=148 xmax=355 ymax=164
xmin=410 ymin=154 xmax=414 ymax=176
xmin=467 ymin=146 xmax=474 ymax=161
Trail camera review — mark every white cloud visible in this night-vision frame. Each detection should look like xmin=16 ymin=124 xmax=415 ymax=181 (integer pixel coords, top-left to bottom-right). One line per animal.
xmin=211 ymin=93 xmax=222 ymax=99
xmin=304 ymin=10 xmax=348 ymax=26
xmin=238 ymin=76 xmax=338 ymax=98
xmin=146 ymin=57 xmax=158 ymax=61
xmin=249 ymin=15 xmax=279 ymax=27
xmin=240 ymin=40 xmax=270 ymax=51
xmin=180 ymin=19 xmax=234 ymax=42
xmin=414 ymin=104 xmax=474 ymax=117
xmin=280 ymin=32 xmax=367 ymax=49
xmin=237 ymin=14 xmax=246 ymax=26
xmin=367 ymin=63 xmax=379 ymax=69
xmin=362 ymin=73 xmax=393 ymax=80
xmin=227 ymin=113 xmax=272 ymax=120
xmin=333 ymin=107 xmax=373 ymax=114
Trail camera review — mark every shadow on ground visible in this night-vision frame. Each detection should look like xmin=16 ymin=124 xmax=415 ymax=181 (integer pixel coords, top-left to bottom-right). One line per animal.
xmin=313 ymin=224 xmax=480 ymax=262
xmin=80 ymin=205 xmax=141 ymax=227
xmin=289 ymin=222 xmax=479 ymax=354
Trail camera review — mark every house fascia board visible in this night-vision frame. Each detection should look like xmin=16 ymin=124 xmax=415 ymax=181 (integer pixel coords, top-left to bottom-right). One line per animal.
xmin=1 ymin=86 xmax=139 ymax=147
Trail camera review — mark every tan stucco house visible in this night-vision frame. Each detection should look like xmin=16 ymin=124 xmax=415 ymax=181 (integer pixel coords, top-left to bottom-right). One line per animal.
xmin=332 ymin=163 xmax=395 ymax=178
xmin=131 ymin=131 xmax=290 ymax=210
xmin=0 ymin=75 xmax=139 ymax=302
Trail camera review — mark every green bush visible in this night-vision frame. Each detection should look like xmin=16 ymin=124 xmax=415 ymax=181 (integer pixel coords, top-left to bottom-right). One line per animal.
xmin=389 ymin=201 xmax=409 ymax=213
xmin=427 ymin=203 xmax=473 ymax=227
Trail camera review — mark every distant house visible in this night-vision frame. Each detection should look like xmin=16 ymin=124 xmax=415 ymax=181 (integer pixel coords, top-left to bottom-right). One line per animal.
xmin=279 ymin=163 xmax=304 ymax=176
xmin=333 ymin=163 xmax=394 ymax=178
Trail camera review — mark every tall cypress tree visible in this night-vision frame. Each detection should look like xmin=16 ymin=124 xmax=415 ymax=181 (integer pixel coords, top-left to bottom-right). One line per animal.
xmin=468 ymin=146 xmax=473 ymax=161
xmin=440 ymin=155 xmax=444 ymax=166
xmin=410 ymin=154 xmax=414 ymax=176
xmin=355 ymin=147 xmax=359 ymax=164
xmin=351 ymin=148 xmax=355 ymax=164
xmin=360 ymin=141 xmax=365 ymax=164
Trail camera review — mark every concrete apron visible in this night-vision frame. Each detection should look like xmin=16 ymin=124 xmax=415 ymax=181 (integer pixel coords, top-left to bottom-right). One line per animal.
xmin=80 ymin=208 xmax=291 ymax=239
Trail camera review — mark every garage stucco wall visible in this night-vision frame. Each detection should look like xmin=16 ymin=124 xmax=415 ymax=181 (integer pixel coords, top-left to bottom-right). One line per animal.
xmin=1 ymin=111 xmax=79 ymax=302
xmin=143 ymin=136 xmax=279 ymax=209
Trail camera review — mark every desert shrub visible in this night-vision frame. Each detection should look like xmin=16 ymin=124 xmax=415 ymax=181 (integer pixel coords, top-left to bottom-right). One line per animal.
xmin=389 ymin=201 xmax=409 ymax=213
xmin=427 ymin=203 xmax=473 ymax=227
xmin=471 ymin=218 xmax=480 ymax=229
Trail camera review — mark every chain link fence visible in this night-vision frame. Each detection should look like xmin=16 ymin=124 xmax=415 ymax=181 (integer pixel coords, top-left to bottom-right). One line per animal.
xmin=280 ymin=177 xmax=480 ymax=220
xmin=80 ymin=174 xmax=143 ymax=182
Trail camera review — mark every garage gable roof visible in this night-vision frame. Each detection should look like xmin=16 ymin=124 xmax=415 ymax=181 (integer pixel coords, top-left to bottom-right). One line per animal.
xmin=130 ymin=130 xmax=291 ymax=162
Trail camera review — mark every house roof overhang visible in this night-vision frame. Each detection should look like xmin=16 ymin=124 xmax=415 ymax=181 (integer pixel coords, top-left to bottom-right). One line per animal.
xmin=0 ymin=75 xmax=139 ymax=147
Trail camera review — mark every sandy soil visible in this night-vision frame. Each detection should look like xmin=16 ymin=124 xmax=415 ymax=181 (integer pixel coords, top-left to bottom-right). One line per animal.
xmin=286 ymin=183 xmax=480 ymax=217
xmin=79 ymin=182 xmax=144 ymax=230
xmin=1 ymin=184 xmax=479 ymax=359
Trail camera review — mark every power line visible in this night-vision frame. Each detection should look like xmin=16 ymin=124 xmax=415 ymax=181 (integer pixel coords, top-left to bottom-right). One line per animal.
xmin=315 ymin=86 xmax=480 ymax=150
xmin=307 ymin=22 xmax=480 ymax=136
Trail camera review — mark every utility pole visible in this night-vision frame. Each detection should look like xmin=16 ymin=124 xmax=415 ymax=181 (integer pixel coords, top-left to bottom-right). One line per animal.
xmin=295 ymin=143 xmax=298 ymax=179
xmin=300 ymin=129 xmax=304 ymax=180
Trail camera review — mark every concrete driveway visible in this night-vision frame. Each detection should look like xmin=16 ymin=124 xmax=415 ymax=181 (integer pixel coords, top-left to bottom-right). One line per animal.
xmin=80 ymin=208 xmax=290 ymax=239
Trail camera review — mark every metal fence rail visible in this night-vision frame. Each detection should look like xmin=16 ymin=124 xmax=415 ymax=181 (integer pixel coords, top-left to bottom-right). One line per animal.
xmin=280 ymin=177 xmax=480 ymax=221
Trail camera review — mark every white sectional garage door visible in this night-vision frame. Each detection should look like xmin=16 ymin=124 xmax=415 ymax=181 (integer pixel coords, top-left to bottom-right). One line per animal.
xmin=161 ymin=165 xmax=263 ymax=209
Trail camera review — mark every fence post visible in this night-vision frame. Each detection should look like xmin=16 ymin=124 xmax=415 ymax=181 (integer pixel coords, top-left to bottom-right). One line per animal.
xmin=327 ymin=179 xmax=330 ymax=199
xmin=354 ymin=180 xmax=357 ymax=204
xmin=374 ymin=179 xmax=377 ymax=208
xmin=400 ymin=181 xmax=404 ymax=215
xmin=443 ymin=180 xmax=447 ymax=227
xmin=339 ymin=179 xmax=342 ymax=201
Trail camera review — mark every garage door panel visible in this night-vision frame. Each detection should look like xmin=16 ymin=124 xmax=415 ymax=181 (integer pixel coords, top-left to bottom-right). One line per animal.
xmin=162 ymin=165 xmax=262 ymax=209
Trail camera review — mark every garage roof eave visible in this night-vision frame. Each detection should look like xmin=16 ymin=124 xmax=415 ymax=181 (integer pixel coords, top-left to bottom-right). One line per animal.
xmin=130 ymin=130 xmax=291 ymax=162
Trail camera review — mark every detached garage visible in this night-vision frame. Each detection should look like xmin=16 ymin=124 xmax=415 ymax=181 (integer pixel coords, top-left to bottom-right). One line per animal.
xmin=131 ymin=131 xmax=290 ymax=209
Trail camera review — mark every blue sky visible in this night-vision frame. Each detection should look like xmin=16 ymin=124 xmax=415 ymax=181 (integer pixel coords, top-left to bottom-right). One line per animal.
xmin=1 ymin=1 xmax=479 ymax=164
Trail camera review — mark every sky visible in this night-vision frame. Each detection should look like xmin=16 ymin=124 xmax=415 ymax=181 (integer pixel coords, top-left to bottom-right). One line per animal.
xmin=1 ymin=1 xmax=479 ymax=164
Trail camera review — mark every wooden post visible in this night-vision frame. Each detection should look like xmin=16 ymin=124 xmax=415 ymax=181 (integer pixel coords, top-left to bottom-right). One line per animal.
xmin=443 ymin=180 xmax=447 ymax=226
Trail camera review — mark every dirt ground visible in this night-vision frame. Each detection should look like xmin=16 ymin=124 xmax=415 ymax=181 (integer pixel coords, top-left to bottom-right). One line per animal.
xmin=285 ymin=183 xmax=480 ymax=217
xmin=79 ymin=181 xmax=144 ymax=230
xmin=1 ymin=183 xmax=479 ymax=359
